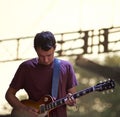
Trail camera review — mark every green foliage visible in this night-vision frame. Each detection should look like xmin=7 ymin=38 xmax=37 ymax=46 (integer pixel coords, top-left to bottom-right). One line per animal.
xmin=67 ymin=55 xmax=120 ymax=117
xmin=104 ymin=55 xmax=120 ymax=67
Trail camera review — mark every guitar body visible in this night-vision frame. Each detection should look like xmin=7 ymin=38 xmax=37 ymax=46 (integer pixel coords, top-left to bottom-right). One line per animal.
xmin=11 ymin=95 xmax=53 ymax=117
xmin=22 ymin=95 xmax=53 ymax=110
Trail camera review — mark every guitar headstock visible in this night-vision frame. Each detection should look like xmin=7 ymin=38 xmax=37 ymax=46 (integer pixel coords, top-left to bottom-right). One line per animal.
xmin=94 ymin=79 xmax=115 ymax=92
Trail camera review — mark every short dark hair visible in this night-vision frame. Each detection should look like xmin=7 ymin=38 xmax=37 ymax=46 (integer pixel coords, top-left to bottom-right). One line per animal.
xmin=34 ymin=31 xmax=56 ymax=51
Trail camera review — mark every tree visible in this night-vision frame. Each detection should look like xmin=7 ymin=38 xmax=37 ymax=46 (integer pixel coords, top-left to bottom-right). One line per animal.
xmin=67 ymin=55 xmax=120 ymax=117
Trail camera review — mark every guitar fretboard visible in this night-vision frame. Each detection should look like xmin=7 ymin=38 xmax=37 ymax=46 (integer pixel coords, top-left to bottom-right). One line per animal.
xmin=40 ymin=86 xmax=95 ymax=113
xmin=39 ymin=79 xmax=115 ymax=114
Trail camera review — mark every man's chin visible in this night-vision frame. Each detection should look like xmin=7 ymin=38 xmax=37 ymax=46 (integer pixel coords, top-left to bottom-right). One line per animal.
xmin=43 ymin=62 xmax=51 ymax=65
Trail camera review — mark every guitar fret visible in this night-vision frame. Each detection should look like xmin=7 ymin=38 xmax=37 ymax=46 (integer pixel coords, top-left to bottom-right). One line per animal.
xmin=48 ymin=104 xmax=52 ymax=109
xmin=45 ymin=101 xmax=59 ymax=111
xmin=59 ymin=99 xmax=64 ymax=104
xmin=82 ymin=91 xmax=86 ymax=94
xmin=74 ymin=87 xmax=94 ymax=99
xmin=45 ymin=105 xmax=49 ymax=110
xmin=54 ymin=102 xmax=57 ymax=106
xmin=76 ymin=93 xmax=80 ymax=97
xmin=51 ymin=102 xmax=56 ymax=108
xmin=51 ymin=99 xmax=64 ymax=107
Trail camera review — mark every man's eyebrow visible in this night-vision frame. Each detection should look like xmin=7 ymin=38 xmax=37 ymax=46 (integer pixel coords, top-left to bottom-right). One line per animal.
xmin=47 ymin=53 xmax=53 ymax=56
xmin=39 ymin=53 xmax=53 ymax=57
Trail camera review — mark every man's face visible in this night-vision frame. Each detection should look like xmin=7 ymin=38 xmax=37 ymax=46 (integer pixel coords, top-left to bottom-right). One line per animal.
xmin=36 ymin=47 xmax=55 ymax=65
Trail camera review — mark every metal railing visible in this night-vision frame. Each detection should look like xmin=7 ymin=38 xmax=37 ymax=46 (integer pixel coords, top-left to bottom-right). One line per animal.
xmin=0 ymin=26 xmax=120 ymax=62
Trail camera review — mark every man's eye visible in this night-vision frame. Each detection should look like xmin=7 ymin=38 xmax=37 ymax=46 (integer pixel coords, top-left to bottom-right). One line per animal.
xmin=47 ymin=54 xmax=52 ymax=57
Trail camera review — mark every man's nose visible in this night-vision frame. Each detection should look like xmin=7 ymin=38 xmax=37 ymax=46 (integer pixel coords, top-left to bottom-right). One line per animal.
xmin=44 ymin=57 xmax=49 ymax=62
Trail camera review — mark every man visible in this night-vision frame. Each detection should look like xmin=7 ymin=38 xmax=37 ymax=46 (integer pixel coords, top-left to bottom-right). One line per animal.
xmin=5 ymin=31 xmax=78 ymax=117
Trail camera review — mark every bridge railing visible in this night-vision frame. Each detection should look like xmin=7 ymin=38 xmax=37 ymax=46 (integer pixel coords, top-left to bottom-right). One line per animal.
xmin=0 ymin=26 xmax=120 ymax=62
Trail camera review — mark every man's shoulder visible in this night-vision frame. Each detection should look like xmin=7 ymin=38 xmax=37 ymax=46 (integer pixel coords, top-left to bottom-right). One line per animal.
xmin=20 ymin=58 xmax=38 ymax=67
xmin=57 ymin=58 xmax=72 ymax=67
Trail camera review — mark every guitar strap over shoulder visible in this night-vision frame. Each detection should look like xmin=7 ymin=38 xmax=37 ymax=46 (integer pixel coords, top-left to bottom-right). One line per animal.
xmin=51 ymin=58 xmax=61 ymax=98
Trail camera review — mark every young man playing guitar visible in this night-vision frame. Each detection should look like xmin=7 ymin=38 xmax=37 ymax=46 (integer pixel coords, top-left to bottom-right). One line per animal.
xmin=5 ymin=31 xmax=78 ymax=117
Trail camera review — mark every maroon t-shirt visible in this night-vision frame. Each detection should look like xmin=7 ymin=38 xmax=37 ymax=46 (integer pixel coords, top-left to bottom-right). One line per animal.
xmin=10 ymin=58 xmax=78 ymax=117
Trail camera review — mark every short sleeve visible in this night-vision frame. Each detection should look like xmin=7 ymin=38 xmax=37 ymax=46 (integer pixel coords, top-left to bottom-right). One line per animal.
xmin=10 ymin=63 xmax=27 ymax=90
xmin=66 ymin=63 xmax=78 ymax=90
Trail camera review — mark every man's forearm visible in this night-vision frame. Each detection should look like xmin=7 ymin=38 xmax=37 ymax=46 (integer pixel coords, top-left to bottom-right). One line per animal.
xmin=5 ymin=88 xmax=26 ymax=109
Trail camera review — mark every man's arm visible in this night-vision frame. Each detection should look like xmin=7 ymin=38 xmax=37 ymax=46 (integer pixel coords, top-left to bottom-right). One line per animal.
xmin=5 ymin=87 xmax=26 ymax=109
xmin=5 ymin=87 xmax=39 ymax=117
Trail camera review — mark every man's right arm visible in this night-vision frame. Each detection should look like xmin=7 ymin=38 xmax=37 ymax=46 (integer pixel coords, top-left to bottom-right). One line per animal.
xmin=5 ymin=87 xmax=26 ymax=109
xmin=5 ymin=87 xmax=40 ymax=117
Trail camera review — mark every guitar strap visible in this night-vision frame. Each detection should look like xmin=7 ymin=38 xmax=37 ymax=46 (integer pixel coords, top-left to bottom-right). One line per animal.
xmin=51 ymin=58 xmax=61 ymax=98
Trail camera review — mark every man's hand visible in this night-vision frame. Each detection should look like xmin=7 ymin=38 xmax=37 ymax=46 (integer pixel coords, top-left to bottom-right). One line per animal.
xmin=65 ymin=93 xmax=76 ymax=106
xmin=24 ymin=106 xmax=39 ymax=115
xmin=12 ymin=106 xmax=39 ymax=117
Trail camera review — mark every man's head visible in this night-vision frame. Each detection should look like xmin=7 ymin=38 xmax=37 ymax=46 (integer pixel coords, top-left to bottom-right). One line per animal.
xmin=34 ymin=31 xmax=56 ymax=65
xmin=34 ymin=31 xmax=56 ymax=51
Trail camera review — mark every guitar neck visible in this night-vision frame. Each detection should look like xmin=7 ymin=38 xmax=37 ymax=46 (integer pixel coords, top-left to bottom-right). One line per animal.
xmin=39 ymin=79 xmax=115 ymax=114
xmin=73 ymin=86 xmax=94 ymax=99
xmin=43 ymin=86 xmax=94 ymax=111
xmin=20 ymin=79 xmax=115 ymax=116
